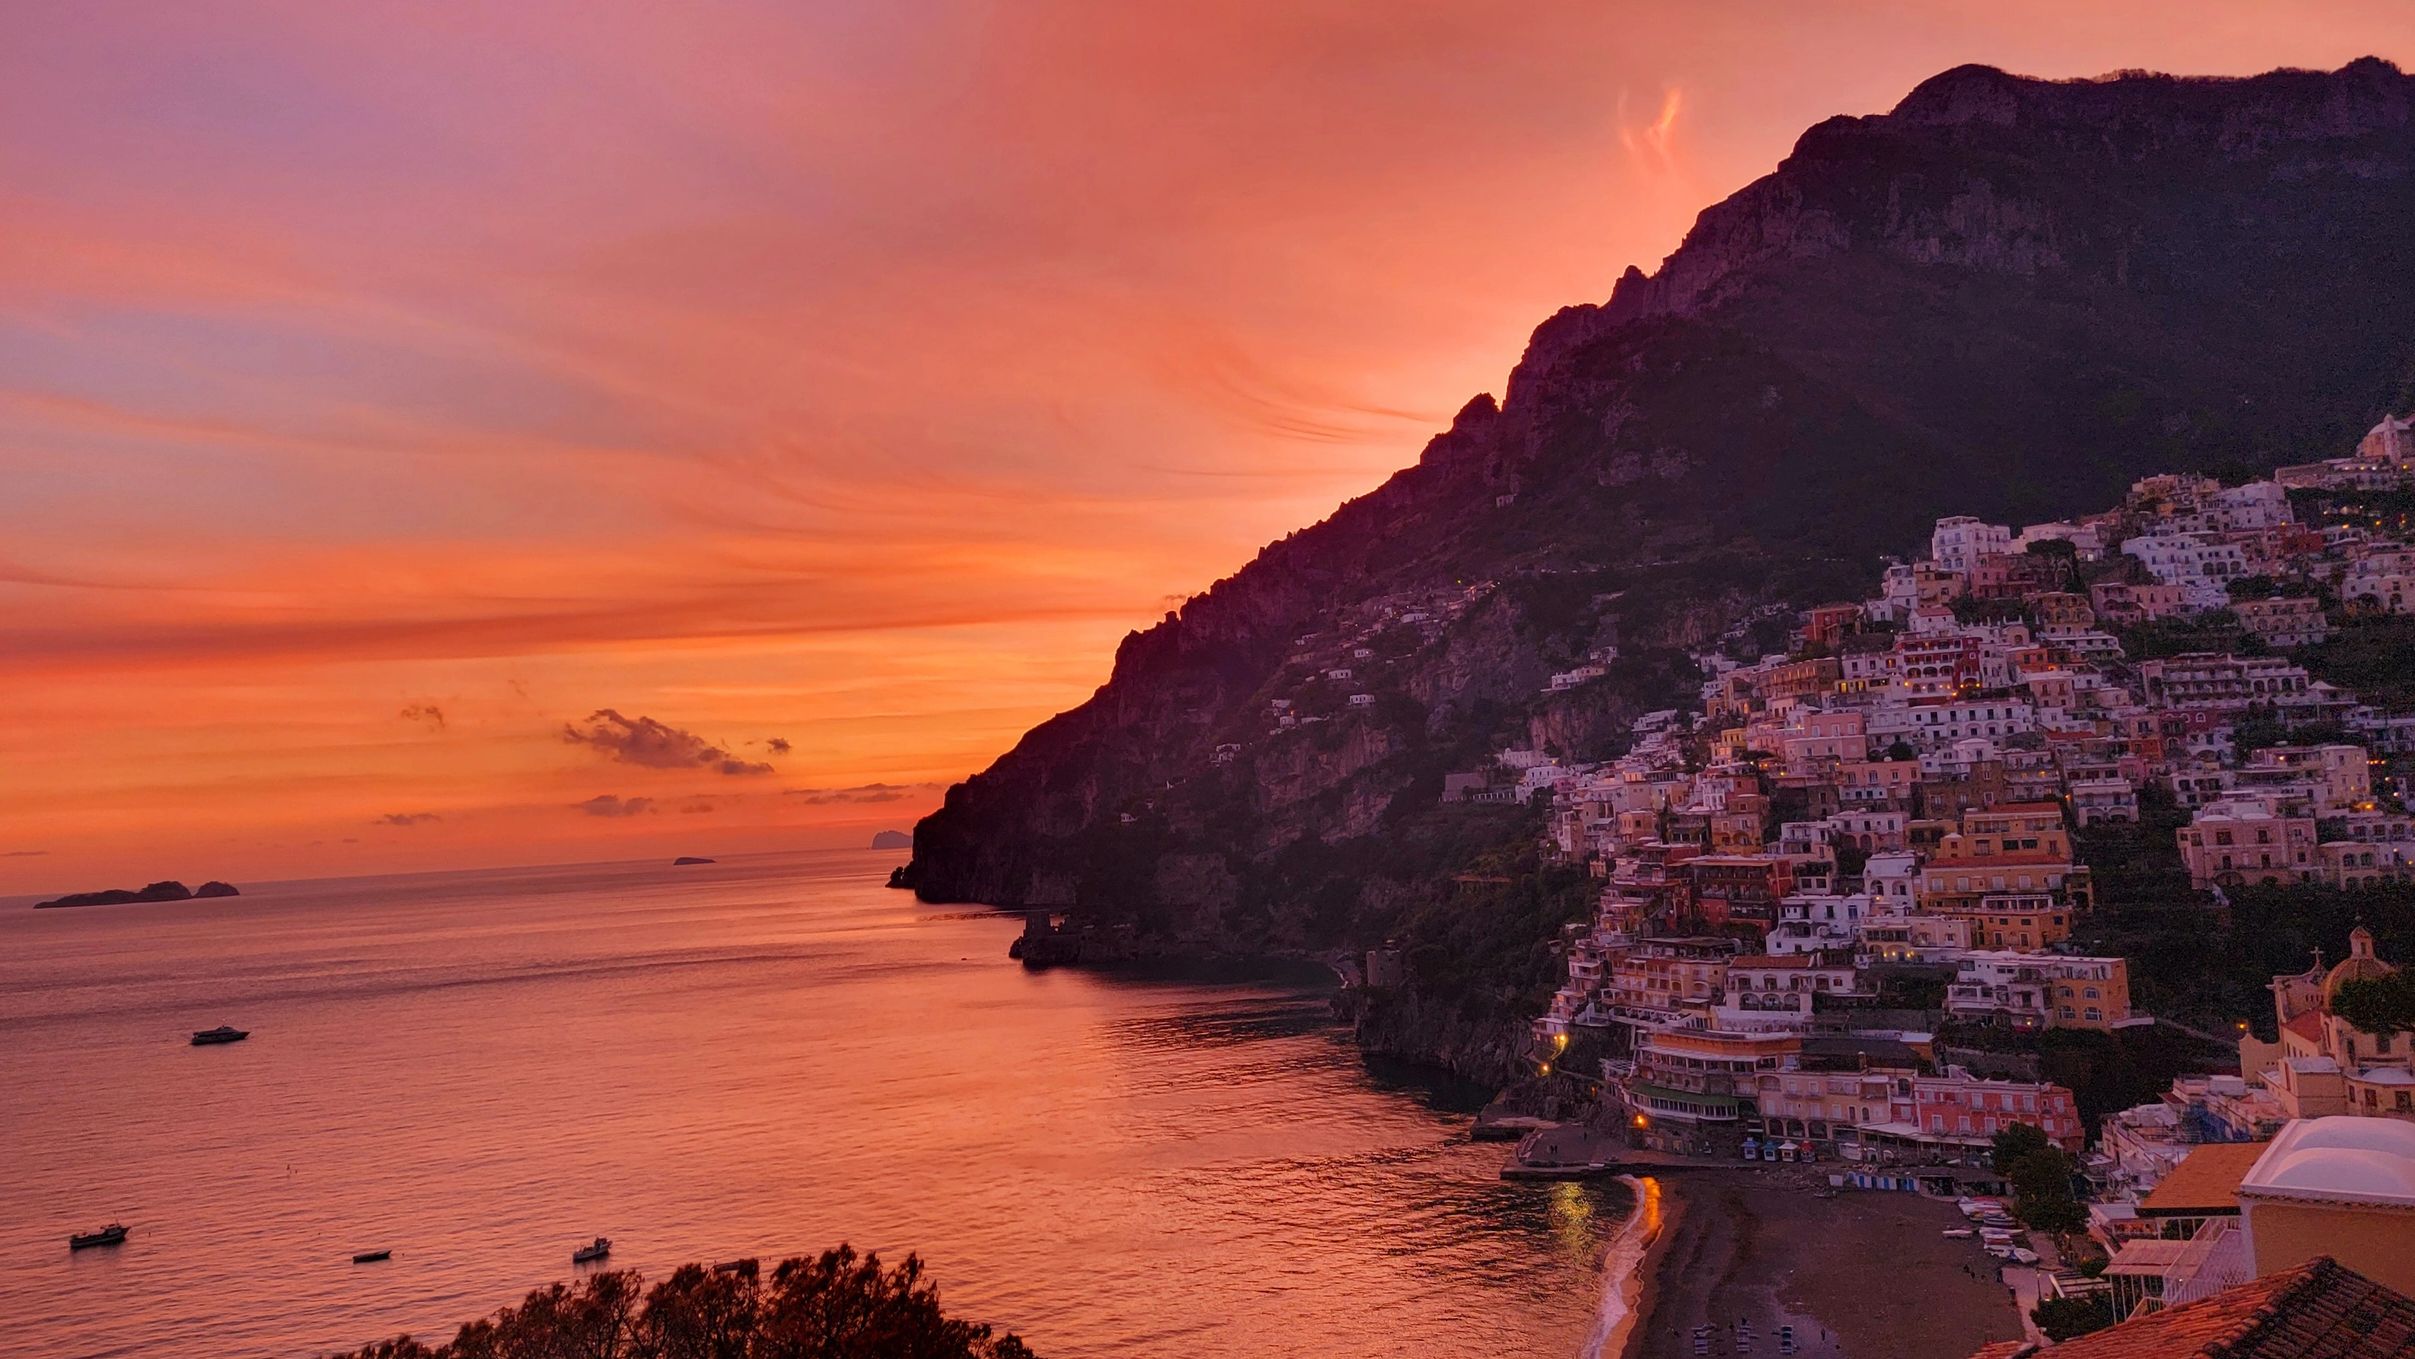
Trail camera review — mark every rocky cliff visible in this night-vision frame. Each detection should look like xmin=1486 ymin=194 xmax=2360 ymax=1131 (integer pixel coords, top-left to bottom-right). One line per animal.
xmin=905 ymin=60 xmax=2415 ymax=1069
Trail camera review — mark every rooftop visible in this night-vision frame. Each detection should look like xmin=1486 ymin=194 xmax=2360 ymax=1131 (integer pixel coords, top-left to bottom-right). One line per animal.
xmin=2137 ymin=1141 xmax=2271 ymax=1218
xmin=2240 ymin=1117 xmax=2415 ymax=1209
xmin=1966 ymin=1257 xmax=2415 ymax=1359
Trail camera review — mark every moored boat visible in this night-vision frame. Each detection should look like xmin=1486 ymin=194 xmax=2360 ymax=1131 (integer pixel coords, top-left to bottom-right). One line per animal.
xmin=572 ymin=1236 xmax=611 ymax=1264
xmin=190 ymin=1025 xmax=249 ymax=1046
xmin=70 ymin=1223 xmax=128 ymax=1250
xmin=352 ymin=1249 xmax=392 ymax=1264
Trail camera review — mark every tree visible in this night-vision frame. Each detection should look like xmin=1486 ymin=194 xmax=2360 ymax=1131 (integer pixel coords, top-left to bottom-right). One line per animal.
xmin=2032 ymin=1295 xmax=2114 ymax=1342
xmin=332 ymin=1248 xmax=1038 ymax=1359
xmin=1991 ymin=1123 xmax=2051 ymax=1176
xmin=2333 ymin=971 xmax=2415 ymax=1034
xmin=1992 ymin=1122 xmax=2087 ymax=1233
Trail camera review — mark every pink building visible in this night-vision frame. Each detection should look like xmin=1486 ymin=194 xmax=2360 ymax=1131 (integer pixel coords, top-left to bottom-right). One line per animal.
xmin=1912 ymin=1075 xmax=2084 ymax=1151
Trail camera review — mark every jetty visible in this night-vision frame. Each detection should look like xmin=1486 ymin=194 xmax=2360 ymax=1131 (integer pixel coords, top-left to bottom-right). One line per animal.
xmin=1500 ymin=1124 xmax=1740 ymax=1181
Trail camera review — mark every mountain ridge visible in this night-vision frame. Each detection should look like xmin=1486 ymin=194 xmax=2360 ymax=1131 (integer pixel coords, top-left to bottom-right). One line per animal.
xmin=904 ymin=60 xmax=2415 ymax=1037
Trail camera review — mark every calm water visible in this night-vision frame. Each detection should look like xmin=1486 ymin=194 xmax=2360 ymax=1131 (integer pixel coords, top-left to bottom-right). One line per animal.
xmin=0 ymin=850 xmax=1629 ymax=1358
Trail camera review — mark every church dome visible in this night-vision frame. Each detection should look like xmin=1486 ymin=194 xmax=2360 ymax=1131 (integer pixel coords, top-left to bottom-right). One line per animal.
xmin=2322 ymin=926 xmax=2395 ymax=1004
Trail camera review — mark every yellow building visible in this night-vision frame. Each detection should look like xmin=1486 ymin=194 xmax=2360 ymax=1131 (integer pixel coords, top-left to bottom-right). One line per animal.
xmin=2237 ymin=1117 xmax=2415 ymax=1297
xmin=2241 ymin=927 xmax=2415 ymax=1121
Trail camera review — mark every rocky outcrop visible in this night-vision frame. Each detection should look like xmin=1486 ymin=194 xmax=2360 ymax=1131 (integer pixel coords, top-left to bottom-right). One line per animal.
xmin=1344 ymin=982 xmax=1536 ymax=1089
xmin=34 ymin=879 xmax=235 ymax=909
xmin=907 ymin=60 xmax=2415 ymax=1067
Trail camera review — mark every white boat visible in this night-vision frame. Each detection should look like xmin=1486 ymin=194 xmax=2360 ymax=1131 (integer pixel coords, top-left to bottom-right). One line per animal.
xmin=1942 ymin=1227 xmax=1975 ymax=1238
xmin=572 ymin=1237 xmax=611 ymax=1264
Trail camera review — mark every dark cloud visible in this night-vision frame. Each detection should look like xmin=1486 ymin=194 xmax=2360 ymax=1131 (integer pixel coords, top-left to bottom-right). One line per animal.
xmin=783 ymin=781 xmax=931 ymax=806
xmin=679 ymin=801 xmax=717 ymax=814
xmin=3 ymin=849 xmax=47 ymax=857
xmin=562 ymin=709 xmax=773 ymax=776
xmin=764 ymin=737 xmax=792 ymax=755
xmin=399 ymin=702 xmax=446 ymax=730
xmin=577 ymin=794 xmax=656 ymax=817
xmin=374 ymin=812 xmax=441 ymax=827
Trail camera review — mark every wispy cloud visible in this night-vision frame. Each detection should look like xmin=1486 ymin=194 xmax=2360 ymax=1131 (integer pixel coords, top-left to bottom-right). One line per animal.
xmin=400 ymin=703 xmax=447 ymax=730
xmin=783 ymin=781 xmax=936 ymax=806
xmin=563 ymin=709 xmax=773 ymax=776
xmin=1619 ymin=86 xmax=1685 ymax=174
xmin=575 ymin=794 xmax=655 ymax=817
xmin=374 ymin=812 xmax=441 ymax=827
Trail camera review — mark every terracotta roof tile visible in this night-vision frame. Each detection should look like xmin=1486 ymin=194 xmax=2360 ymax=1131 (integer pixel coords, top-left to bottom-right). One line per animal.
xmin=2137 ymin=1142 xmax=2272 ymax=1217
xmin=1974 ymin=1258 xmax=2415 ymax=1359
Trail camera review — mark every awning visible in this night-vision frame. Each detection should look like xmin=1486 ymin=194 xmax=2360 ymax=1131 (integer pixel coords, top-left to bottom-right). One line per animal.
xmin=1625 ymin=1081 xmax=1753 ymax=1114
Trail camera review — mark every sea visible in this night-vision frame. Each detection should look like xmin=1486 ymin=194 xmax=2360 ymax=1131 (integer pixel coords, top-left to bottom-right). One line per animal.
xmin=0 ymin=849 xmax=1637 ymax=1358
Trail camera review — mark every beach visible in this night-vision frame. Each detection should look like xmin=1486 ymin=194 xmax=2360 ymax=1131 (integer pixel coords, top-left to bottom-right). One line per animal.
xmin=1618 ymin=1171 xmax=2023 ymax=1359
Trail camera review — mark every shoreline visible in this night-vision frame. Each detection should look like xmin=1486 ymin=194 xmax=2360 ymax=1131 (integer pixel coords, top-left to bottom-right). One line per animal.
xmin=1591 ymin=1173 xmax=1684 ymax=1359
xmin=1608 ymin=1170 xmax=2024 ymax=1359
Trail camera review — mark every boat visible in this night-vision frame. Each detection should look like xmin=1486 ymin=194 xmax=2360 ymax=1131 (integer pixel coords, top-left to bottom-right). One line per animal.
xmin=190 ymin=1025 xmax=249 ymax=1046
xmin=1942 ymin=1228 xmax=1975 ymax=1238
xmin=69 ymin=1224 xmax=128 ymax=1250
xmin=352 ymin=1250 xmax=392 ymax=1264
xmin=572 ymin=1237 xmax=612 ymax=1264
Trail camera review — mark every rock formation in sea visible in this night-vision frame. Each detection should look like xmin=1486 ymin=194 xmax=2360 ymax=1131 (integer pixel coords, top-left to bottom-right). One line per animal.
xmin=35 ymin=879 xmax=240 ymax=909
xmin=904 ymin=59 xmax=2415 ymax=1082
xmin=871 ymin=829 xmax=913 ymax=850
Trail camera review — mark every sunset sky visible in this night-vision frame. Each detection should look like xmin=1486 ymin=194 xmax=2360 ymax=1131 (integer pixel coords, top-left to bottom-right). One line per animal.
xmin=5 ymin=2 xmax=2409 ymax=893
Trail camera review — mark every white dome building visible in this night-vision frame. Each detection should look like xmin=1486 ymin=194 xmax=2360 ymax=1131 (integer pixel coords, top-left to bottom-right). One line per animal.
xmin=2236 ymin=1116 xmax=2415 ymax=1295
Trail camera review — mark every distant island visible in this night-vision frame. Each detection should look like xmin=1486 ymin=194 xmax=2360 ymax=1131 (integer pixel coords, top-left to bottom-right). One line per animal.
xmin=35 ymin=879 xmax=239 ymax=909
xmin=870 ymin=829 xmax=912 ymax=850
xmin=671 ymin=856 xmax=716 ymax=866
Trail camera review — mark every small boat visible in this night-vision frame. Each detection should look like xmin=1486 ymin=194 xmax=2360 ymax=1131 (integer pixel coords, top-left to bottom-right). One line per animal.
xmin=1942 ymin=1227 xmax=1975 ymax=1238
xmin=572 ymin=1236 xmax=611 ymax=1264
xmin=352 ymin=1249 xmax=392 ymax=1264
xmin=191 ymin=1025 xmax=249 ymax=1046
xmin=70 ymin=1224 xmax=128 ymax=1250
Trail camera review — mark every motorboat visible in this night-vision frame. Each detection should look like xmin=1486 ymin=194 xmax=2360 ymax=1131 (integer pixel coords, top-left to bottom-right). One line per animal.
xmin=70 ymin=1224 xmax=128 ymax=1250
xmin=352 ymin=1249 xmax=393 ymax=1264
xmin=191 ymin=1025 xmax=250 ymax=1046
xmin=572 ymin=1237 xmax=612 ymax=1264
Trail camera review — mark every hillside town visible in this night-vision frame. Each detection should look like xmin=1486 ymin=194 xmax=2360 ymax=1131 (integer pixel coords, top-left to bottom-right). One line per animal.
xmin=1470 ymin=416 xmax=2415 ymax=1326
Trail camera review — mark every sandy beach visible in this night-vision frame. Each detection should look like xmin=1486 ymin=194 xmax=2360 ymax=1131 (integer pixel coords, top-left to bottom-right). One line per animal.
xmin=1619 ymin=1171 xmax=2022 ymax=1359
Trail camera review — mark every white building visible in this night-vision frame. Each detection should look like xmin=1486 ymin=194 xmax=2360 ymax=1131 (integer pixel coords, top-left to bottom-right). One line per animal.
xmin=1931 ymin=516 xmax=2012 ymax=575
